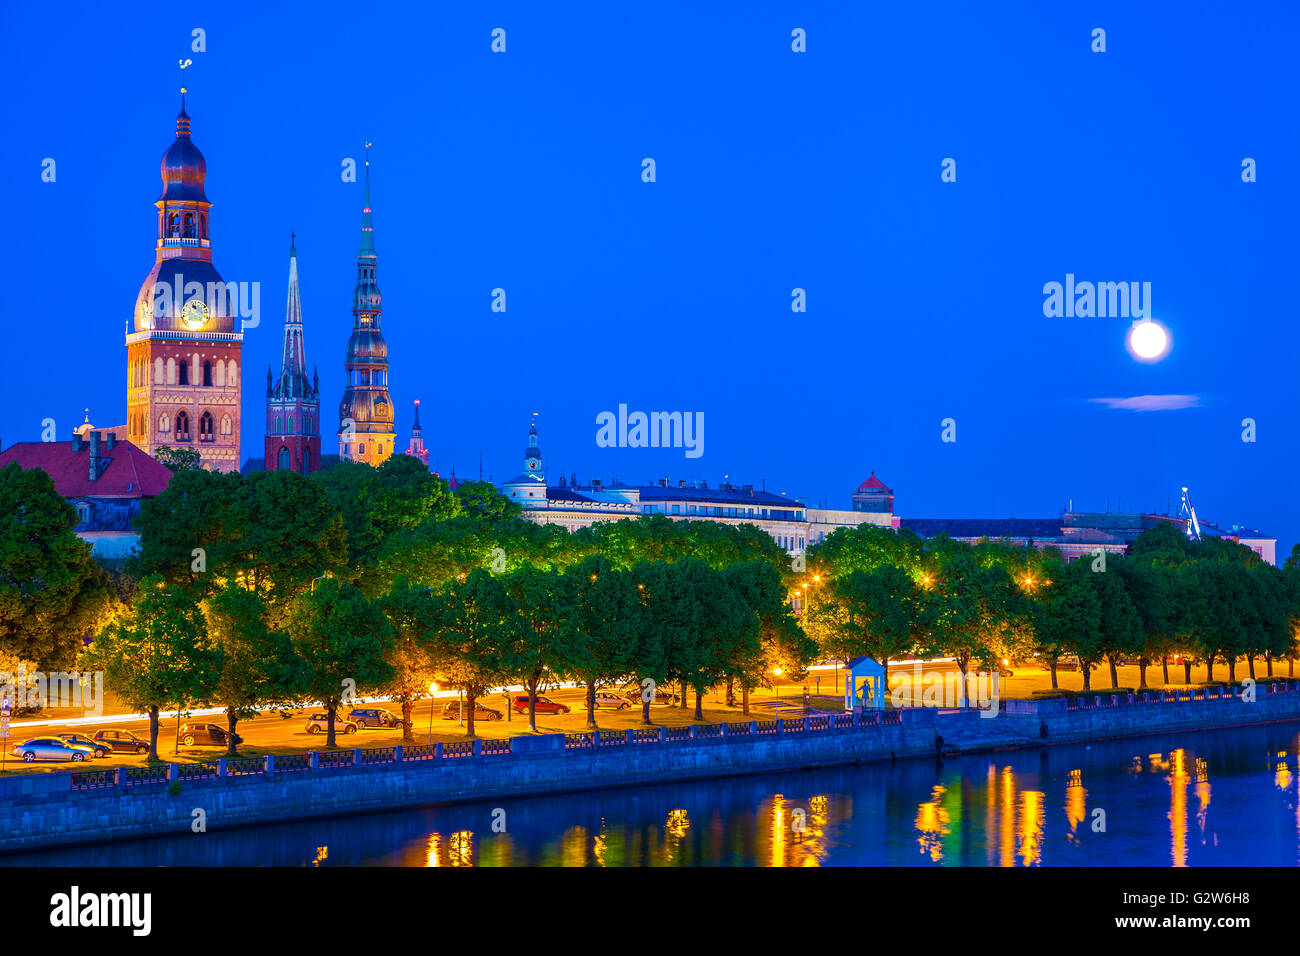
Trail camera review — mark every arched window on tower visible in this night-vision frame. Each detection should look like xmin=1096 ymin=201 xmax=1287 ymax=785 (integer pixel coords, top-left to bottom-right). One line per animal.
xmin=200 ymin=214 xmax=208 ymax=240
xmin=199 ymin=411 xmax=214 ymax=442
xmin=183 ymin=213 xmax=196 ymax=239
xmin=203 ymin=361 xmax=212 ymax=387
xmin=221 ymin=415 xmax=232 ymax=436
xmin=178 ymin=360 xmax=189 ymax=386
xmin=274 ymin=416 xmax=281 ymax=435
xmin=228 ymin=361 xmax=238 ymax=387
xmin=169 ymin=212 xmax=181 ymax=238
xmin=215 ymin=360 xmax=225 ymax=388
xmin=154 ymin=358 xmax=164 ymax=384
xmin=301 ymin=449 xmax=311 ymax=475
xmin=175 ymin=411 xmax=190 ymax=442
xmin=278 ymin=447 xmax=290 ymax=471
xmin=159 ymin=413 xmax=170 ymax=434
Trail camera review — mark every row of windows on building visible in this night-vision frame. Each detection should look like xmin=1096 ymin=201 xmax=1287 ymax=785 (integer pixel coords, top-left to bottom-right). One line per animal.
xmin=639 ymin=503 xmax=805 ymax=521
xmin=127 ymin=409 xmax=234 ymax=443
xmin=129 ymin=356 xmax=238 ymax=388
xmin=341 ymin=441 xmax=386 ymax=459
xmin=270 ymin=413 xmax=318 ymax=435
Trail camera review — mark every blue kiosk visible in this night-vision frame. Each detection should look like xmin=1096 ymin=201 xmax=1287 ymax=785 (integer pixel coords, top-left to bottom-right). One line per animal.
xmin=845 ymin=656 xmax=886 ymax=712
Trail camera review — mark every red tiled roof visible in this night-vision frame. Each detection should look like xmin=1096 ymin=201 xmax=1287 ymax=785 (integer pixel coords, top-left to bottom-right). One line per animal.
xmin=0 ymin=439 xmax=173 ymax=499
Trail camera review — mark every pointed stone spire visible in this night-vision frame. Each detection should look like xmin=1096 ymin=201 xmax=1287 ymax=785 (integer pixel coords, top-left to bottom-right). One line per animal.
xmin=280 ymin=233 xmax=306 ymax=397
xmin=359 ymin=143 xmax=375 ymax=255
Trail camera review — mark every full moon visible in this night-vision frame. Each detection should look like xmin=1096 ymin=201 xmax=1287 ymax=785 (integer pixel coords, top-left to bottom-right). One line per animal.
xmin=1128 ymin=320 xmax=1170 ymax=361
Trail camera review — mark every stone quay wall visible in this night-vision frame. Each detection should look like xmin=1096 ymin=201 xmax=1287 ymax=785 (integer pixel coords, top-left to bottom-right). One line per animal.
xmin=3 ymin=682 xmax=1299 ymax=854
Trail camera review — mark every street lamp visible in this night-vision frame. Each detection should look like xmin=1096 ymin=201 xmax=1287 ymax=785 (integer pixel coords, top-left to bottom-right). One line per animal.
xmin=427 ymin=682 xmax=438 ymax=743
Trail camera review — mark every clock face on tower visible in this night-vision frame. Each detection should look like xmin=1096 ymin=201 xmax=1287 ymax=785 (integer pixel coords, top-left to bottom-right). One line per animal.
xmin=181 ymin=298 xmax=209 ymax=331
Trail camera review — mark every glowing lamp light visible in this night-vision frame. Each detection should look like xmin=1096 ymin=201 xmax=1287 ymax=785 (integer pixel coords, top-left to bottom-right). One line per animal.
xmin=1127 ymin=319 xmax=1171 ymax=362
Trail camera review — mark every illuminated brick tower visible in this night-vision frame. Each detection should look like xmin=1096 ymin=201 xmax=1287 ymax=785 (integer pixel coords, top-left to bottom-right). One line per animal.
xmin=337 ymin=149 xmax=394 ymax=466
xmin=265 ymin=236 xmax=321 ymax=474
xmin=126 ymin=90 xmax=242 ymax=472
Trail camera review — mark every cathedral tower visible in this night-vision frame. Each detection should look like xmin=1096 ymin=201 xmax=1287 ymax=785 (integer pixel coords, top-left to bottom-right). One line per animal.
xmin=265 ymin=236 xmax=321 ymax=474
xmin=337 ymin=150 xmax=395 ymax=466
xmin=126 ymin=92 xmax=242 ymax=471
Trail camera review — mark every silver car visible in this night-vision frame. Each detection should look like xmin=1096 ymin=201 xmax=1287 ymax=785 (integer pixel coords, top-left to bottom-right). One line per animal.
xmin=11 ymin=737 xmax=96 ymax=762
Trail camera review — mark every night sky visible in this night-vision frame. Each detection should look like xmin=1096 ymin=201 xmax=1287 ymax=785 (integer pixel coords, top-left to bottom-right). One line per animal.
xmin=3 ymin=3 xmax=1297 ymax=549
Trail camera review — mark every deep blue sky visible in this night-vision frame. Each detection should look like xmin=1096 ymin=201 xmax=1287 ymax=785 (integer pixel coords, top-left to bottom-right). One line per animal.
xmin=3 ymin=3 xmax=1297 ymax=551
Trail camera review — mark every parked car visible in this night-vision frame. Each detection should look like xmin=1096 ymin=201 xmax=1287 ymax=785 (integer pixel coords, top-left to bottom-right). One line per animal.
xmin=593 ymin=692 xmax=631 ymax=711
xmin=57 ymin=734 xmax=109 ymax=758
xmin=304 ymin=713 xmax=357 ymax=735
xmin=621 ymin=687 xmax=679 ymax=706
xmin=441 ymin=700 xmax=503 ymax=721
xmin=91 ymin=730 xmax=150 ymax=754
xmin=179 ymin=722 xmax=243 ymax=747
xmin=512 ymin=694 xmax=571 ymax=715
xmin=11 ymin=737 xmax=94 ymax=762
xmin=347 ymin=708 xmax=403 ymax=729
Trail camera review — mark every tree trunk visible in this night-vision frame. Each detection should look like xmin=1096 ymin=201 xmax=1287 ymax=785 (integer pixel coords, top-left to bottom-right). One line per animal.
xmin=226 ymin=709 xmax=239 ymax=756
xmin=526 ymin=675 xmax=539 ymax=732
xmin=174 ymin=711 xmax=182 ymax=755
xmin=725 ymin=676 xmax=735 ymax=707
xmin=149 ymin=705 xmax=160 ymax=760
xmin=1137 ymin=659 xmax=1148 ymax=690
xmin=1183 ymin=659 xmax=1192 ymax=684
xmin=694 ymin=686 xmax=704 ymax=721
xmin=326 ymin=702 xmax=337 ymax=749
xmin=1247 ymin=655 xmax=1257 ymax=680
xmin=466 ymin=688 xmax=477 ymax=737
xmin=642 ymin=697 xmax=652 ymax=725
xmin=586 ymin=680 xmax=597 ymax=728
xmin=1206 ymin=657 xmax=1215 ymax=682
xmin=742 ymin=685 xmax=750 ymax=716
xmin=957 ymin=661 xmax=969 ymax=707
xmin=401 ymin=698 xmax=414 ymax=742
xmin=1108 ymin=658 xmax=1118 ymax=689
xmin=1049 ymin=661 xmax=1058 ymax=690
xmin=680 ymin=681 xmax=688 ymax=709
xmin=1081 ymin=662 xmax=1092 ymax=692
xmin=1265 ymin=652 xmax=1274 ymax=678
xmin=1162 ymin=656 xmax=1170 ymax=685
xmin=1228 ymin=658 xmax=1237 ymax=683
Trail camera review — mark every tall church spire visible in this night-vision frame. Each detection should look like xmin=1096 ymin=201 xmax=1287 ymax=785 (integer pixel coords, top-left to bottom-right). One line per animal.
xmin=338 ymin=146 xmax=394 ymax=466
xmin=265 ymin=235 xmax=321 ymax=474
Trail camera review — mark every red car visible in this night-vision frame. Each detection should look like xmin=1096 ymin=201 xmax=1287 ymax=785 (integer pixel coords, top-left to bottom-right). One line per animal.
xmin=513 ymin=694 xmax=571 ymax=715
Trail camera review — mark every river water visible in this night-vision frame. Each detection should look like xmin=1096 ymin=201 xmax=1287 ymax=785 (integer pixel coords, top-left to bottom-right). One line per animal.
xmin=8 ymin=721 xmax=1300 ymax=866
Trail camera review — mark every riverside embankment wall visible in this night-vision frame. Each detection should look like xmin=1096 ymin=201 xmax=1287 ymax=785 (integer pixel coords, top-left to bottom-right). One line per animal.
xmin=3 ymin=682 xmax=1300 ymax=854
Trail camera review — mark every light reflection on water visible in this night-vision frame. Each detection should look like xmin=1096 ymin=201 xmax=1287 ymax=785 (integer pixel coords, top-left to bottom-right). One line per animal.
xmin=7 ymin=722 xmax=1300 ymax=867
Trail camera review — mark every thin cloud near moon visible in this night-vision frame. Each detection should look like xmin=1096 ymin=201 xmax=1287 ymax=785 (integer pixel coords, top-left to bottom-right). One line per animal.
xmin=1089 ymin=394 xmax=1201 ymax=412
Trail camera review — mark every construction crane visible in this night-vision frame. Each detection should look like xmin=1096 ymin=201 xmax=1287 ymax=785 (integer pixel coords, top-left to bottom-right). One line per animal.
xmin=1178 ymin=486 xmax=1202 ymax=541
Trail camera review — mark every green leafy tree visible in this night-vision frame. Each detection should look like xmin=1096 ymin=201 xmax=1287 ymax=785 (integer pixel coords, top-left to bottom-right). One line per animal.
xmin=453 ymin=480 xmax=521 ymax=522
xmin=1038 ymin=559 xmax=1102 ymax=690
xmin=131 ymin=468 xmax=243 ymax=592
xmin=501 ymin=565 xmax=577 ymax=732
xmin=285 ymin=579 xmax=394 ymax=747
xmin=152 ymin=445 xmax=202 ymax=472
xmin=567 ymin=557 xmax=642 ymax=727
xmin=204 ymin=584 xmax=303 ymax=755
xmin=806 ymin=565 xmax=922 ymax=688
xmin=378 ymin=577 xmax=443 ymax=741
xmin=83 ymin=578 xmax=222 ymax=758
xmin=0 ymin=463 xmax=109 ymax=667
xmin=727 ymin=561 xmax=814 ymax=714
xmin=426 ymin=570 xmax=518 ymax=737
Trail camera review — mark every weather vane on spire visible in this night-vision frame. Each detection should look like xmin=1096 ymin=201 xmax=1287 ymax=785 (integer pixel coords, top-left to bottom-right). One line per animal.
xmin=364 ymin=141 xmax=372 ymax=166
xmin=178 ymin=57 xmax=192 ymax=94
